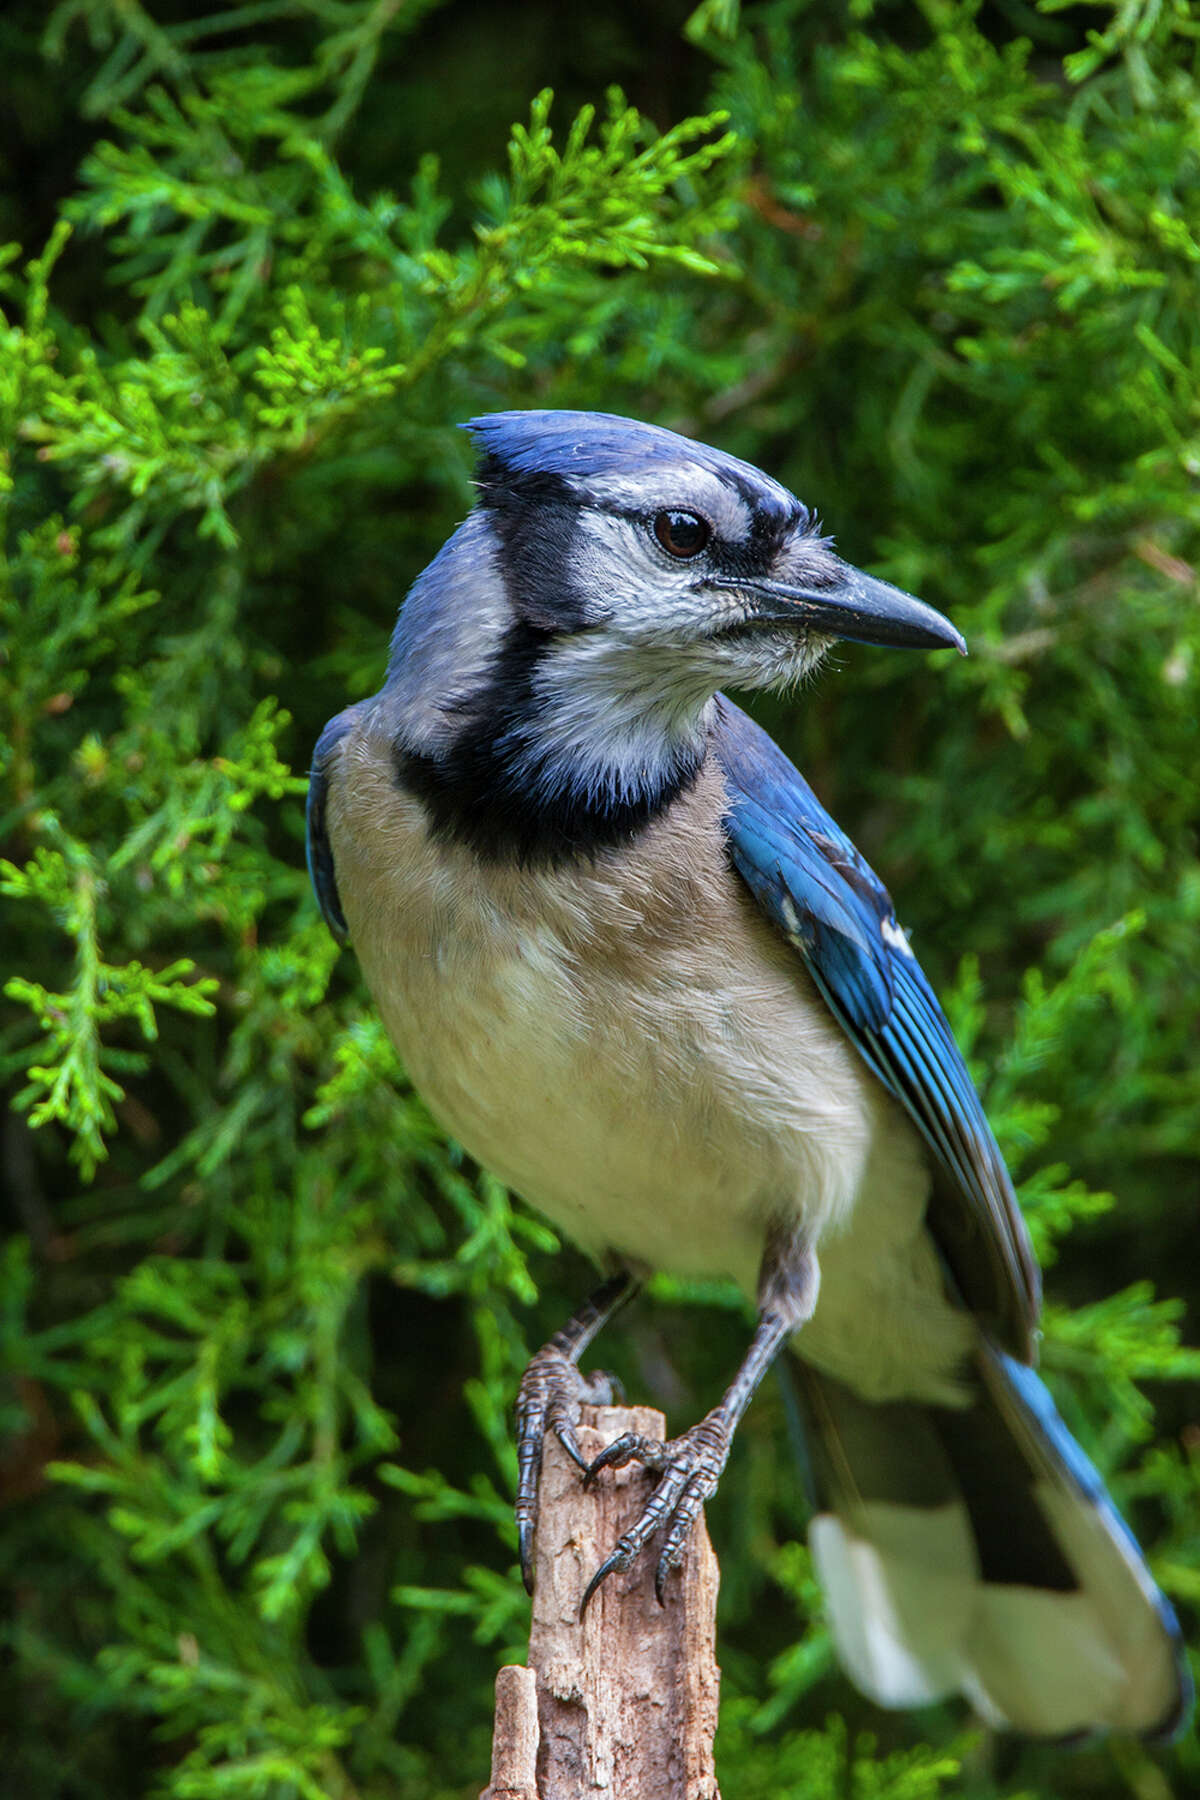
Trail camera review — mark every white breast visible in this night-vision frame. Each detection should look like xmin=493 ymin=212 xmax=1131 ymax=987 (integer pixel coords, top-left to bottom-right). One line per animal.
xmin=326 ymin=705 xmax=974 ymax=1402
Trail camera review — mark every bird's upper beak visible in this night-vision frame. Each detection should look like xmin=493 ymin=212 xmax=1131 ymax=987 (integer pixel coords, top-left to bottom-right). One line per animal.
xmin=712 ymin=555 xmax=966 ymax=654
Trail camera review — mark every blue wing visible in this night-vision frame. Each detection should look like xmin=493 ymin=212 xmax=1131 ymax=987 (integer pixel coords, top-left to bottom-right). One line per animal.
xmin=711 ymin=693 xmax=1040 ymax=1359
xmin=307 ymin=707 xmax=362 ymax=944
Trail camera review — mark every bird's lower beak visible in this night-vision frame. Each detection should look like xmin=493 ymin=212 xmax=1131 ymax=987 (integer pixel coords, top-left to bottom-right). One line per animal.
xmin=719 ymin=559 xmax=967 ymax=654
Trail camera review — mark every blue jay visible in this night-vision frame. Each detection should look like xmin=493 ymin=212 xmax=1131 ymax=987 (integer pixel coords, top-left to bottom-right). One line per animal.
xmin=308 ymin=410 xmax=1190 ymax=1739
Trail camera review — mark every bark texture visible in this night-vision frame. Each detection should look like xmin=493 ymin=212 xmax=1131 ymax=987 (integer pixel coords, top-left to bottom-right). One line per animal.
xmin=481 ymin=1404 xmax=721 ymax=1800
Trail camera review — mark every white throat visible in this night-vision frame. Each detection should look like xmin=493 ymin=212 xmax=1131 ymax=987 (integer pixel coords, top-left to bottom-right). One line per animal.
xmin=511 ymin=635 xmax=716 ymax=805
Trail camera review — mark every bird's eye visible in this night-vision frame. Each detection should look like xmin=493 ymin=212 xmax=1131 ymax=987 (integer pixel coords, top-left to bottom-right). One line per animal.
xmin=653 ymin=510 xmax=711 ymax=559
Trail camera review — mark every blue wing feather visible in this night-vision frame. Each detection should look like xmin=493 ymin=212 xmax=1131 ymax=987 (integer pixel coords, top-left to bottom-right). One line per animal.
xmin=711 ymin=693 xmax=1040 ymax=1357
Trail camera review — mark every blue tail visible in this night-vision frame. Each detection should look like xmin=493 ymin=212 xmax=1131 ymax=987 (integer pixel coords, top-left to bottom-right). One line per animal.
xmin=794 ymin=1348 xmax=1191 ymax=1738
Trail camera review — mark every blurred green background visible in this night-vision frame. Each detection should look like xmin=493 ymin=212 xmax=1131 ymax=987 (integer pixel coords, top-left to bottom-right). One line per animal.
xmin=1 ymin=2 xmax=1197 ymax=1795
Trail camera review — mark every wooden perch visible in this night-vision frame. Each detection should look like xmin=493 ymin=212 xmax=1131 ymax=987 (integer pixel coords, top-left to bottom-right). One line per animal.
xmin=481 ymin=1404 xmax=721 ymax=1800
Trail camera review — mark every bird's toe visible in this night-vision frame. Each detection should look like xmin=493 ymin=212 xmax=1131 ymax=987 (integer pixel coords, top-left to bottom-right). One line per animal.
xmin=579 ymin=1409 xmax=731 ymax=1613
xmin=515 ymin=1345 xmax=623 ymax=1590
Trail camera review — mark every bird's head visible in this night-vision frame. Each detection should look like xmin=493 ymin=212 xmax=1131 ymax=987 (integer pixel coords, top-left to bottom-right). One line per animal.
xmin=384 ymin=411 xmax=963 ymax=855
xmin=465 ymin=409 xmax=963 ymax=684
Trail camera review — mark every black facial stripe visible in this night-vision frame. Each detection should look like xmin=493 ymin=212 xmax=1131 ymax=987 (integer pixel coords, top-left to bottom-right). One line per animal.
xmin=476 ymin=474 xmax=589 ymax=633
xmin=478 ymin=451 xmax=815 ymax=572
xmin=573 ymin=503 xmax=807 ymax=590
xmin=395 ymin=620 xmax=705 ymax=865
xmin=474 ymin=456 xmax=576 ymax=512
xmin=716 ymin=463 xmax=812 ymax=537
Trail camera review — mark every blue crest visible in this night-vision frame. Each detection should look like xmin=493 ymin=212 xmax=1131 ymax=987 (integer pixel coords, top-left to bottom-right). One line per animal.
xmin=464 ymin=409 xmax=801 ymax=524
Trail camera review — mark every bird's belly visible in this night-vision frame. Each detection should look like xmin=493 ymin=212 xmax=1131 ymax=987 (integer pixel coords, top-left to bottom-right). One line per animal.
xmin=370 ymin=930 xmax=973 ymax=1401
xmin=330 ymin=749 xmax=970 ymax=1401
xmin=374 ymin=938 xmax=779 ymax=1286
xmin=357 ymin=863 xmax=887 ymax=1293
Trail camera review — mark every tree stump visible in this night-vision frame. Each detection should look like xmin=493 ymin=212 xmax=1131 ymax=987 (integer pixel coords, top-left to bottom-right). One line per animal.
xmin=481 ymin=1404 xmax=722 ymax=1800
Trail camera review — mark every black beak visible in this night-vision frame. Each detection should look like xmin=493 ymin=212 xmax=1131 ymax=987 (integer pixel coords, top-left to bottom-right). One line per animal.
xmin=712 ymin=557 xmax=966 ymax=654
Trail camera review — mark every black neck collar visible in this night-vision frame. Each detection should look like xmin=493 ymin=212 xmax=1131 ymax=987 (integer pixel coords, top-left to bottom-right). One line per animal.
xmin=393 ymin=620 xmax=705 ymax=865
xmin=396 ymin=737 xmax=704 ymax=865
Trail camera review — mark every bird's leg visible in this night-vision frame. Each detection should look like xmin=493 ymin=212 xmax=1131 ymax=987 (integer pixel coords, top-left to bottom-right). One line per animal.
xmin=516 ymin=1270 xmax=637 ymax=1592
xmin=580 ymin=1223 xmax=817 ymax=1614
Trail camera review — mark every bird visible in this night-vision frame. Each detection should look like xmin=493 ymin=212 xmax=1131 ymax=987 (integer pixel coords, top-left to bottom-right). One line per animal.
xmin=307 ymin=408 xmax=1190 ymax=1740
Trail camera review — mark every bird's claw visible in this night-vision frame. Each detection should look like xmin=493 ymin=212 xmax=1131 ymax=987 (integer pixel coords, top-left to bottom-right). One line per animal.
xmin=515 ymin=1344 xmax=621 ymax=1592
xmin=579 ymin=1410 xmax=731 ymax=1616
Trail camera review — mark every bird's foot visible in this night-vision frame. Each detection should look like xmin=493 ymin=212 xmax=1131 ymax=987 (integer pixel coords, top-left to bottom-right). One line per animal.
xmin=515 ymin=1345 xmax=623 ymax=1592
xmin=579 ymin=1408 xmax=731 ymax=1614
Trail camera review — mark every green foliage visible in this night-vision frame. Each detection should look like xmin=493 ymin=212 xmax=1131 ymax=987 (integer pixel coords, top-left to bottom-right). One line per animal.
xmin=0 ymin=1 xmax=1196 ymax=1796
xmin=718 ymin=1707 xmax=967 ymax=1799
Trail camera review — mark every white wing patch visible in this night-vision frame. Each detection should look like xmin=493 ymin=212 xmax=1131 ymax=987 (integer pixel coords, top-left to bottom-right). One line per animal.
xmin=881 ymin=915 xmax=913 ymax=956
